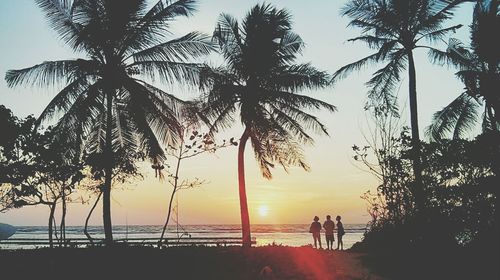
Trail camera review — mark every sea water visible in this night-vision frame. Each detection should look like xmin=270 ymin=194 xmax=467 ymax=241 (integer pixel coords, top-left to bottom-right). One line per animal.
xmin=0 ymin=224 xmax=366 ymax=249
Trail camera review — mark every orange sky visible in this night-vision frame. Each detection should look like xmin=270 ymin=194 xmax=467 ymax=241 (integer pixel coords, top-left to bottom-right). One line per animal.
xmin=0 ymin=0 xmax=475 ymax=226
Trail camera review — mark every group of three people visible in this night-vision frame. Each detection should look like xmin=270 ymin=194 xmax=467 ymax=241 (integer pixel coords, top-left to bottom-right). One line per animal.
xmin=309 ymin=215 xmax=345 ymax=250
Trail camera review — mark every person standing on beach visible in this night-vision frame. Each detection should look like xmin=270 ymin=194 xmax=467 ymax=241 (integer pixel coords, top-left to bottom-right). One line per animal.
xmin=323 ymin=215 xmax=335 ymax=250
xmin=336 ymin=215 xmax=345 ymax=250
xmin=309 ymin=216 xmax=322 ymax=249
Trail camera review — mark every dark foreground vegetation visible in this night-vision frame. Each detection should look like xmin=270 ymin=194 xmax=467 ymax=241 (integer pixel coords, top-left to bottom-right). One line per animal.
xmin=0 ymin=246 xmax=379 ymax=280
xmin=354 ymin=244 xmax=499 ymax=280
xmin=350 ymin=123 xmax=499 ymax=279
xmin=0 ymin=245 xmax=497 ymax=280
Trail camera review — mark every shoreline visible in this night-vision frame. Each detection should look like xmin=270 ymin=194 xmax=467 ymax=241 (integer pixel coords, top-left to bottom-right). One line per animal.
xmin=3 ymin=224 xmax=366 ymax=249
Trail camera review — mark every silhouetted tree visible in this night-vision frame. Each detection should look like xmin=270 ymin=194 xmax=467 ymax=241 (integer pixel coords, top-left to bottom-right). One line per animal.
xmin=5 ymin=0 xmax=214 ymax=245
xmin=81 ymin=149 xmax=143 ymax=245
xmin=0 ymin=106 xmax=84 ymax=247
xmin=355 ymin=130 xmax=497 ymax=251
xmin=354 ymin=109 xmax=414 ymax=224
xmin=428 ymin=0 xmax=499 ymax=140
xmin=201 ymin=4 xmax=335 ymax=246
xmin=0 ymin=105 xmax=33 ymax=213
xmin=426 ymin=2 xmax=499 ymax=243
xmin=158 ymin=123 xmax=235 ymax=244
xmin=333 ymin=0 xmax=466 ymax=211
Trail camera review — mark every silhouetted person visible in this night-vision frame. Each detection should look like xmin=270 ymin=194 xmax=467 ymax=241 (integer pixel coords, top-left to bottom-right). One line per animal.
xmin=323 ymin=215 xmax=335 ymax=250
xmin=309 ymin=216 xmax=322 ymax=249
xmin=336 ymin=215 xmax=345 ymax=250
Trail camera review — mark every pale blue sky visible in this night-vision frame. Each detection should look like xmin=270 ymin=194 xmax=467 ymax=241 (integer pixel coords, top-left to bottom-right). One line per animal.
xmin=0 ymin=0 xmax=476 ymax=226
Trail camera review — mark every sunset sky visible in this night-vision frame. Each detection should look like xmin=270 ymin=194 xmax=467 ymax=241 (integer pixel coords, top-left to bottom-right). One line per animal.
xmin=0 ymin=0 xmax=475 ymax=226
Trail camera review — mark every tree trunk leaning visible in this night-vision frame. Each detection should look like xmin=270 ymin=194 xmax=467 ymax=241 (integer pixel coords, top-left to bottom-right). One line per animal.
xmin=238 ymin=127 xmax=252 ymax=247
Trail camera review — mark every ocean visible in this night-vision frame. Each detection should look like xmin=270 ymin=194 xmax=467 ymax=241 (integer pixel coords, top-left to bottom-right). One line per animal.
xmin=0 ymin=224 xmax=366 ymax=249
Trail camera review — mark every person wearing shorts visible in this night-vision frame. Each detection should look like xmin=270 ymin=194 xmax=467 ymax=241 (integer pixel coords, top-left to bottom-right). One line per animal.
xmin=323 ymin=215 xmax=335 ymax=250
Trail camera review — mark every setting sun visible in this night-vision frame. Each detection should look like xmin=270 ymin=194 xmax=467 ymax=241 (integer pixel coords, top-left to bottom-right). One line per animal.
xmin=258 ymin=206 xmax=269 ymax=217
xmin=0 ymin=0 xmax=496 ymax=279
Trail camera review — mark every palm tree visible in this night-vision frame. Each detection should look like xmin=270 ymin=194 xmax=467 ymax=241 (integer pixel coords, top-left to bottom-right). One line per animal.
xmin=427 ymin=2 xmax=499 ymax=240
xmin=428 ymin=1 xmax=499 ymax=140
xmin=332 ymin=0 xmax=465 ymax=211
xmin=5 ymin=0 xmax=214 ymax=245
xmin=200 ymin=4 xmax=336 ymax=247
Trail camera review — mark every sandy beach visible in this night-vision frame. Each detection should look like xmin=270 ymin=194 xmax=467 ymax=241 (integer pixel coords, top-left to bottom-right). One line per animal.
xmin=1 ymin=244 xmax=498 ymax=279
xmin=0 ymin=246 xmax=382 ymax=280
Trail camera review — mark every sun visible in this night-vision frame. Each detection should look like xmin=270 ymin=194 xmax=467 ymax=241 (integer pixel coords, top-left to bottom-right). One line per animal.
xmin=258 ymin=205 xmax=269 ymax=217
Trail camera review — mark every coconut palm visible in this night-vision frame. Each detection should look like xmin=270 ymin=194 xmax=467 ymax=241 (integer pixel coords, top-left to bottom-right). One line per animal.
xmin=200 ymin=4 xmax=335 ymax=247
xmin=428 ymin=1 xmax=499 ymax=140
xmin=332 ymin=0 xmax=465 ymax=211
xmin=5 ymin=0 xmax=214 ymax=245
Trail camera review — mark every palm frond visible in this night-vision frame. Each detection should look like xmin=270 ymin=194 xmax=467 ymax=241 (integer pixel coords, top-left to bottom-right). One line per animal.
xmin=213 ymin=13 xmax=243 ymax=66
xmin=429 ymin=0 xmax=474 ymax=16
xmin=249 ymin=127 xmax=310 ymax=179
xmin=417 ymin=24 xmax=463 ymax=44
xmin=128 ymin=106 xmax=167 ymax=161
xmin=204 ymin=102 xmax=236 ymax=136
xmin=128 ymin=60 xmax=204 ymax=86
xmin=426 ymin=45 xmax=470 ymax=67
xmin=112 ymin=99 xmax=138 ymax=152
xmin=133 ymin=79 xmax=189 ymax=116
xmin=120 ymin=0 xmax=198 ymax=54
xmin=130 ymin=31 xmax=215 ymax=62
xmin=273 ymin=63 xmax=331 ymax=91
xmin=264 ymin=90 xmax=337 ymax=113
xmin=347 ymin=19 xmax=395 ymax=39
xmin=265 ymin=104 xmax=314 ymax=144
xmin=54 ymin=80 xmax=104 ymax=158
xmin=249 ymin=129 xmax=274 ymax=179
xmin=34 ymin=0 xmax=84 ymax=49
xmin=332 ymin=40 xmax=398 ymax=82
xmin=365 ymin=51 xmax=406 ymax=114
xmin=271 ymin=102 xmax=329 ymax=135
xmin=427 ymin=92 xmax=480 ymax=141
xmin=198 ymin=65 xmax=241 ymax=91
xmin=36 ymin=76 xmax=91 ymax=127
xmin=5 ymin=59 xmax=93 ymax=88
xmin=122 ymin=80 xmax=182 ymax=147
xmin=277 ymin=31 xmax=304 ymax=63
xmin=348 ymin=35 xmax=392 ymax=49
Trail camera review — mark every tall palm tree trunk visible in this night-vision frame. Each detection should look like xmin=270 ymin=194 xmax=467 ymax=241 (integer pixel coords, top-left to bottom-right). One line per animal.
xmin=103 ymin=90 xmax=114 ymax=245
xmin=407 ymin=50 xmax=425 ymax=212
xmin=238 ymin=127 xmax=252 ymax=247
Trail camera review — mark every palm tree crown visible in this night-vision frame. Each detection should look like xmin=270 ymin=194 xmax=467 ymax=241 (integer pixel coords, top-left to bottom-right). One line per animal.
xmin=333 ymin=0 xmax=465 ymax=211
xmin=428 ymin=0 xmax=500 ymax=140
xmin=333 ymin=0 xmax=463 ymax=113
xmin=202 ymin=4 xmax=336 ymax=178
xmin=201 ymin=3 xmax=335 ymax=247
xmin=5 ymin=0 xmax=215 ymax=244
xmin=6 ymin=0 xmax=214 ymax=157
